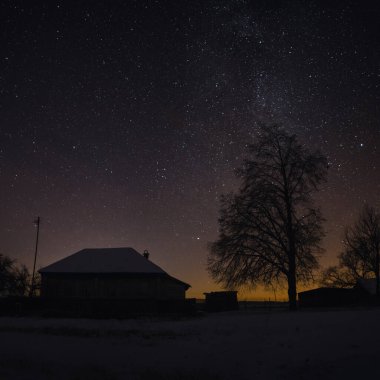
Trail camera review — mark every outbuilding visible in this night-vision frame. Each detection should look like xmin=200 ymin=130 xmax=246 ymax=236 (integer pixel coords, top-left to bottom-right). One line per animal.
xmin=354 ymin=278 xmax=378 ymax=296
xmin=204 ymin=291 xmax=239 ymax=312
xmin=298 ymin=287 xmax=355 ymax=307
xmin=39 ymin=247 xmax=190 ymax=300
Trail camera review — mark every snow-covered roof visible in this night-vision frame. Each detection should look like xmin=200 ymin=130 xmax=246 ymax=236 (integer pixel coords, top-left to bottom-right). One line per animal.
xmin=356 ymin=278 xmax=377 ymax=295
xmin=39 ymin=247 xmax=167 ymax=274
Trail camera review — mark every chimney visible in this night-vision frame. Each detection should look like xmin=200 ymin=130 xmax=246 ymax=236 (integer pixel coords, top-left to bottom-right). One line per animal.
xmin=143 ymin=250 xmax=150 ymax=260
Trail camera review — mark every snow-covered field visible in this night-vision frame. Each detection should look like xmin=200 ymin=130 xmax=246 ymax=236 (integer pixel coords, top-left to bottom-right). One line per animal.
xmin=1 ymin=307 xmax=379 ymax=379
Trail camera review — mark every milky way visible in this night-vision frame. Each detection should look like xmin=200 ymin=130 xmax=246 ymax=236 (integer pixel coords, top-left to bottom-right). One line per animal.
xmin=1 ymin=1 xmax=379 ymax=298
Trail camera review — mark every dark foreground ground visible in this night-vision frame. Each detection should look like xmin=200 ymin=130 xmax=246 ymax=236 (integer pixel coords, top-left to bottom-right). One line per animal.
xmin=1 ymin=307 xmax=379 ymax=379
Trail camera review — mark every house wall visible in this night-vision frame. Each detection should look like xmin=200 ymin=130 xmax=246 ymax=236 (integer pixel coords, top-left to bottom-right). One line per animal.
xmin=40 ymin=273 xmax=186 ymax=300
xmin=156 ymin=276 xmax=186 ymax=299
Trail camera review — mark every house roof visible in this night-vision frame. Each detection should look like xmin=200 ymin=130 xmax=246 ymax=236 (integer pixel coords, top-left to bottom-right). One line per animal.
xmin=39 ymin=247 xmax=190 ymax=288
xmin=298 ymin=287 xmax=353 ymax=296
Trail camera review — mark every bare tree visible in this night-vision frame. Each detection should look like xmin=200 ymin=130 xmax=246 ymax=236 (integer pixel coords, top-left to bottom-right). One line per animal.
xmin=10 ymin=264 xmax=31 ymax=296
xmin=0 ymin=254 xmax=15 ymax=296
xmin=208 ymin=125 xmax=328 ymax=310
xmin=319 ymin=263 xmax=368 ymax=288
xmin=321 ymin=205 xmax=380 ymax=296
xmin=0 ymin=254 xmax=31 ymax=296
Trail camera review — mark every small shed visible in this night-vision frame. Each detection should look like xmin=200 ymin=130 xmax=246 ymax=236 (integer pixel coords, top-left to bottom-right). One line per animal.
xmin=39 ymin=248 xmax=190 ymax=300
xmin=353 ymin=278 xmax=380 ymax=305
xmin=204 ymin=291 xmax=238 ymax=312
xmin=298 ymin=287 xmax=355 ymax=307
xmin=355 ymin=278 xmax=378 ymax=296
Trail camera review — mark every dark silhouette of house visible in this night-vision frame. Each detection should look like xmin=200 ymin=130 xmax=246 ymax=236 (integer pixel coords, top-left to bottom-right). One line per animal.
xmin=299 ymin=279 xmax=380 ymax=307
xmin=298 ymin=287 xmax=355 ymax=307
xmin=39 ymin=248 xmax=190 ymax=300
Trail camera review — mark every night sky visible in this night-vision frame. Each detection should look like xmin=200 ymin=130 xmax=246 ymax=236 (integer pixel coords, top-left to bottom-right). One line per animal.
xmin=1 ymin=1 xmax=379 ymax=299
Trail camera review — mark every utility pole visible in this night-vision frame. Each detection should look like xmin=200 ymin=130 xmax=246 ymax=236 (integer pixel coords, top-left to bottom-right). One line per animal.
xmin=30 ymin=216 xmax=40 ymax=297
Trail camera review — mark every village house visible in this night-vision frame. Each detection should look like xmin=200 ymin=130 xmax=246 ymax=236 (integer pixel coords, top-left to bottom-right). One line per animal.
xmin=39 ymin=247 xmax=190 ymax=300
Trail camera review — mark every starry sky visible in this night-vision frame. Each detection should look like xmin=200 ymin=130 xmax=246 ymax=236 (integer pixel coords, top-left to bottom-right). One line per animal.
xmin=1 ymin=0 xmax=379 ymax=299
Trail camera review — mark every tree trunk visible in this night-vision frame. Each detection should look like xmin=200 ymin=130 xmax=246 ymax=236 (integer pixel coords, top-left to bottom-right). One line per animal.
xmin=376 ymin=248 xmax=379 ymax=300
xmin=288 ymin=256 xmax=297 ymax=310
xmin=285 ymin=192 xmax=297 ymax=310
